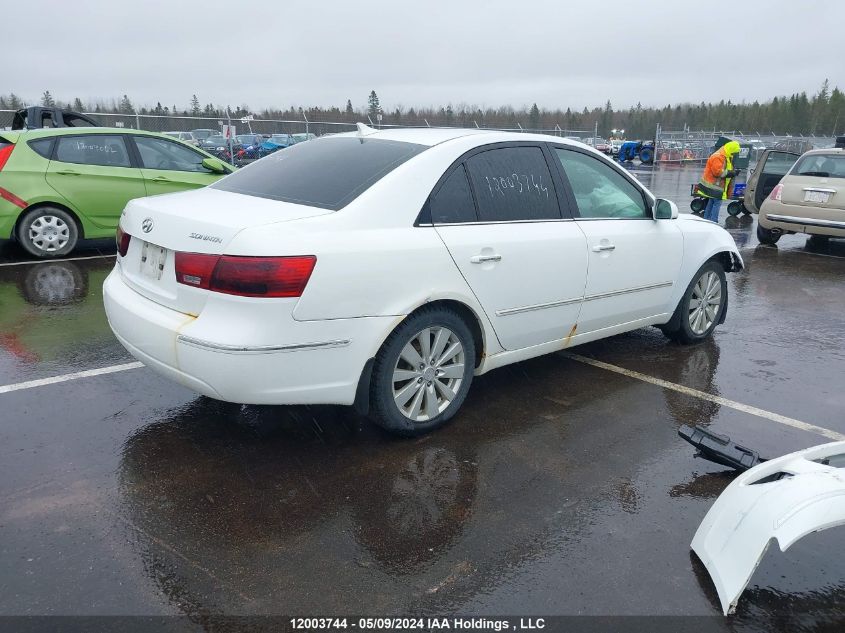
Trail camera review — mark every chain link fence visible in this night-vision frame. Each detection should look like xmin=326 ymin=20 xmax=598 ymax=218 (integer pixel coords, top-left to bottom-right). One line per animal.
xmin=653 ymin=126 xmax=836 ymax=165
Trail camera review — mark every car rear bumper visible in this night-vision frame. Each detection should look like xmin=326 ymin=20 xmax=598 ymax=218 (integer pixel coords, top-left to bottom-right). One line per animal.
xmin=103 ymin=268 xmax=396 ymax=405
xmin=760 ymin=202 xmax=845 ymax=237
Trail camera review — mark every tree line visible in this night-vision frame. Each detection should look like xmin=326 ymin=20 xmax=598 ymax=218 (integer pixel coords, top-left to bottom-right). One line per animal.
xmin=2 ymin=81 xmax=843 ymax=138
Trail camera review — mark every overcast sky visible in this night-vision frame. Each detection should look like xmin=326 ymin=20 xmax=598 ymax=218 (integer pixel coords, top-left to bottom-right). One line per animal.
xmin=7 ymin=0 xmax=845 ymax=113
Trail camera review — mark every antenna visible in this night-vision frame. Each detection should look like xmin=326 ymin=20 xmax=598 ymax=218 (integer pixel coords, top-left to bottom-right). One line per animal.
xmin=356 ymin=122 xmax=378 ymax=137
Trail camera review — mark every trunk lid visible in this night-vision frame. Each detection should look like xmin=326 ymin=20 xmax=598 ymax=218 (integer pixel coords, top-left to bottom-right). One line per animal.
xmin=780 ymin=175 xmax=844 ymax=212
xmin=118 ymin=187 xmax=331 ymax=314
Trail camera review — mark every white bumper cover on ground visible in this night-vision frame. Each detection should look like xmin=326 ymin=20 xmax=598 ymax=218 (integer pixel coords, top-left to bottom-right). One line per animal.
xmin=691 ymin=440 xmax=845 ymax=615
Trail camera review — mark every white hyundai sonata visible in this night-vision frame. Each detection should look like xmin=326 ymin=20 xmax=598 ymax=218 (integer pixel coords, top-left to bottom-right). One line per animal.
xmin=104 ymin=125 xmax=742 ymax=435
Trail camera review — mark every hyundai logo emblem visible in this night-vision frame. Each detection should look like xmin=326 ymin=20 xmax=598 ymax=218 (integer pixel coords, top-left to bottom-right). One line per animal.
xmin=142 ymin=218 xmax=154 ymax=233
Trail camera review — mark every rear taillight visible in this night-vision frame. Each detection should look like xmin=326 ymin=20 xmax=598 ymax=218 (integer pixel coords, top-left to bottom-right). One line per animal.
xmin=174 ymin=252 xmax=218 ymax=290
xmin=0 ymin=144 xmax=14 ymax=171
xmin=116 ymin=226 xmax=131 ymax=257
xmin=175 ymin=254 xmax=316 ymax=298
xmin=769 ymin=184 xmax=783 ymax=201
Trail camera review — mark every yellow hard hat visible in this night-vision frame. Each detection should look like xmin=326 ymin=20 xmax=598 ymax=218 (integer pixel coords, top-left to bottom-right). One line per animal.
xmin=724 ymin=140 xmax=741 ymax=155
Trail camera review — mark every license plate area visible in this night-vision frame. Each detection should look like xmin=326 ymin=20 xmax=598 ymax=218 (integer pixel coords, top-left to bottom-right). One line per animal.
xmin=804 ymin=190 xmax=831 ymax=204
xmin=140 ymin=241 xmax=168 ymax=281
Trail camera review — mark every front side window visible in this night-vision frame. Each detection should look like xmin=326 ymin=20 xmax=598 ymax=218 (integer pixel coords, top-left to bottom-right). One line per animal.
xmin=55 ymin=135 xmax=131 ymax=167
xmin=135 ymin=136 xmax=208 ymax=172
xmin=464 ymin=146 xmax=560 ymax=222
xmin=212 ymin=137 xmax=426 ymax=210
xmin=430 ymin=165 xmax=477 ymax=224
xmin=792 ymin=153 xmax=845 ymax=179
xmin=555 ymin=149 xmax=647 ymax=219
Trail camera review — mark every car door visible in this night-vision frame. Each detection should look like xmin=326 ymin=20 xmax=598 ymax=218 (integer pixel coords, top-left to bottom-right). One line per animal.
xmin=45 ymin=134 xmax=146 ymax=228
xmin=744 ymin=150 xmax=800 ymax=213
xmin=431 ymin=144 xmax=588 ymax=351
xmin=130 ymin=135 xmax=224 ymax=196
xmin=552 ymin=146 xmax=683 ymax=334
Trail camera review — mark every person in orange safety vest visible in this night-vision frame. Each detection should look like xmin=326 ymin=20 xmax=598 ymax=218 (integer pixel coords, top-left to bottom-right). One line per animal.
xmin=696 ymin=140 xmax=741 ymax=222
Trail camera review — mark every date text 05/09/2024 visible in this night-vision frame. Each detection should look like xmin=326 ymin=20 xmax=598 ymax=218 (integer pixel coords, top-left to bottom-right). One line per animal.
xmin=289 ymin=617 xmax=547 ymax=631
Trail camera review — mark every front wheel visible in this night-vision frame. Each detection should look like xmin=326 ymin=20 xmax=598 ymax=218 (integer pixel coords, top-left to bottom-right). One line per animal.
xmin=660 ymin=262 xmax=727 ymax=344
xmin=16 ymin=206 xmax=79 ymax=258
xmin=369 ymin=307 xmax=475 ymax=436
xmin=756 ymin=223 xmax=781 ymax=245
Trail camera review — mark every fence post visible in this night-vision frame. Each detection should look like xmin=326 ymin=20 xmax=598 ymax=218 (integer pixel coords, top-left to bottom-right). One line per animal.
xmin=303 ymin=112 xmax=309 ymax=137
xmin=594 ymin=121 xmax=598 ymax=144
xmin=135 ymin=113 xmax=140 ymax=130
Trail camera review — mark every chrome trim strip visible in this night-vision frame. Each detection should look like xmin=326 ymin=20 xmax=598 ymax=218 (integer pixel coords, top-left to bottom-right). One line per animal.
xmin=496 ymin=296 xmax=582 ymax=317
xmin=496 ymin=281 xmax=673 ymax=317
xmin=584 ymin=281 xmax=673 ymax=302
xmin=177 ymin=335 xmax=351 ymax=354
xmin=802 ymin=187 xmax=837 ymax=193
xmin=767 ymin=214 xmax=845 ymax=229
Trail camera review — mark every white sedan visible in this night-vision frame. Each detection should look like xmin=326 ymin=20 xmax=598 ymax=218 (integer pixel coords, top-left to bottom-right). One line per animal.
xmin=104 ymin=125 xmax=743 ymax=435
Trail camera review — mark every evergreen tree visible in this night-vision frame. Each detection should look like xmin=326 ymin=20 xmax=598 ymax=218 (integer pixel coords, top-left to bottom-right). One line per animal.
xmin=73 ymin=97 xmax=85 ymax=111
xmin=345 ymin=99 xmax=354 ymax=118
xmin=8 ymin=93 xmax=23 ymax=109
xmin=41 ymin=91 xmax=55 ymax=107
xmin=529 ymin=103 xmax=540 ymax=130
xmin=367 ymin=91 xmax=380 ymax=119
xmin=190 ymin=94 xmax=201 ymax=116
xmin=119 ymin=94 xmax=134 ymax=114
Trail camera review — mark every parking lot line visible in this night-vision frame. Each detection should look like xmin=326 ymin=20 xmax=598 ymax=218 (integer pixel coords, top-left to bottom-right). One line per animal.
xmin=562 ymin=352 xmax=845 ymax=441
xmin=0 ymin=362 xmax=143 ymax=395
xmin=0 ymin=254 xmax=116 ymax=267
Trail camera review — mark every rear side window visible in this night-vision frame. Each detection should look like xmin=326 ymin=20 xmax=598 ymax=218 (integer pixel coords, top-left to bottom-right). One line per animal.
xmin=28 ymin=138 xmax=55 ymax=159
xmin=464 ymin=147 xmax=560 ymax=222
xmin=792 ymin=153 xmax=845 ymax=179
xmin=430 ymin=166 xmax=477 ymax=223
xmin=212 ymin=137 xmax=426 ymax=210
xmin=55 ymin=135 xmax=131 ymax=168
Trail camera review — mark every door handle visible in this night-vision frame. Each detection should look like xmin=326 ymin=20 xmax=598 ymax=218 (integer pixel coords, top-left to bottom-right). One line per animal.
xmin=55 ymin=169 xmax=80 ymax=176
xmin=470 ymin=254 xmax=502 ymax=264
xmin=591 ymin=244 xmax=616 ymax=252
xmin=151 ymin=176 xmax=171 ymax=182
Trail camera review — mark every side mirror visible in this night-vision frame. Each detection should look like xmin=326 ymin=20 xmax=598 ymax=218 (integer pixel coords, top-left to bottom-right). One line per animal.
xmin=653 ymin=198 xmax=679 ymax=220
xmin=202 ymin=157 xmax=229 ymax=174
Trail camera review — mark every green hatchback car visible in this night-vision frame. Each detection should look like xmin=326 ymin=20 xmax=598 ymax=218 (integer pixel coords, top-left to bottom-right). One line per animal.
xmin=0 ymin=128 xmax=234 ymax=258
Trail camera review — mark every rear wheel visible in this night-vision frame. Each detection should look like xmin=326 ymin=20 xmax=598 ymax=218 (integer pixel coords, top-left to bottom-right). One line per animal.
xmin=756 ymin=223 xmax=781 ymax=245
xmin=16 ymin=206 xmax=79 ymax=258
xmin=660 ymin=261 xmax=727 ymax=344
xmin=370 ymin=307 xmax=475 ymax=436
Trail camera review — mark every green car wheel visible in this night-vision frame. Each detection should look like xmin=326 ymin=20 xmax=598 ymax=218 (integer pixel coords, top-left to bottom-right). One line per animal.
xmin=17 ymin=206 xmax=79 ymax=258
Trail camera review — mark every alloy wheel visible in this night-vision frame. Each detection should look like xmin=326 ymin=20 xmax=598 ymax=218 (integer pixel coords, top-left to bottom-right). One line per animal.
xmin=28 ymin=215 xmax=70 ymax=252
xmin=688 ymin=270 xmax=722 ymax=335
xmin=392 ymin=326 xmax=465 ymax=423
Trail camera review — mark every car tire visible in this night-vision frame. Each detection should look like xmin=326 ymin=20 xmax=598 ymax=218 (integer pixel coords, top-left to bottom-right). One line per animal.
xmin=16 ymin=206 xmax=79 ymax=258
xmin=756 ymin=223 xmax=781 ymax=245
xmin=660 ymin=261 xmax=727 ymax=344
xmin=369 ymin=306 xmax=475 ymax=436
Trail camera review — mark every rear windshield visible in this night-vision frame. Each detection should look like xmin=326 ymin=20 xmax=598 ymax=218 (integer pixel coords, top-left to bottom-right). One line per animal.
xmin=792 ymin=153 xmax=845 ymax=179
xmin=212 ymin=136 xmax=427 ymax=210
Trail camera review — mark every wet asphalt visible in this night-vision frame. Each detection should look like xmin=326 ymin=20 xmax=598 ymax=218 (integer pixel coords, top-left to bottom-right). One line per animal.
xmin=1 ymin=164 xmax=844 ymax=631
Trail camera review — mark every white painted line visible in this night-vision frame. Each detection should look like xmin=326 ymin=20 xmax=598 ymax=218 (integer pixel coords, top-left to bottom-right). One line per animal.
xmin=562 ymin=352 xmax=845 ymax=441
xmin=0 ymin=362 xmax=143 ymax=395
xmin=0 ymin=254 xmax=115 ymax=267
